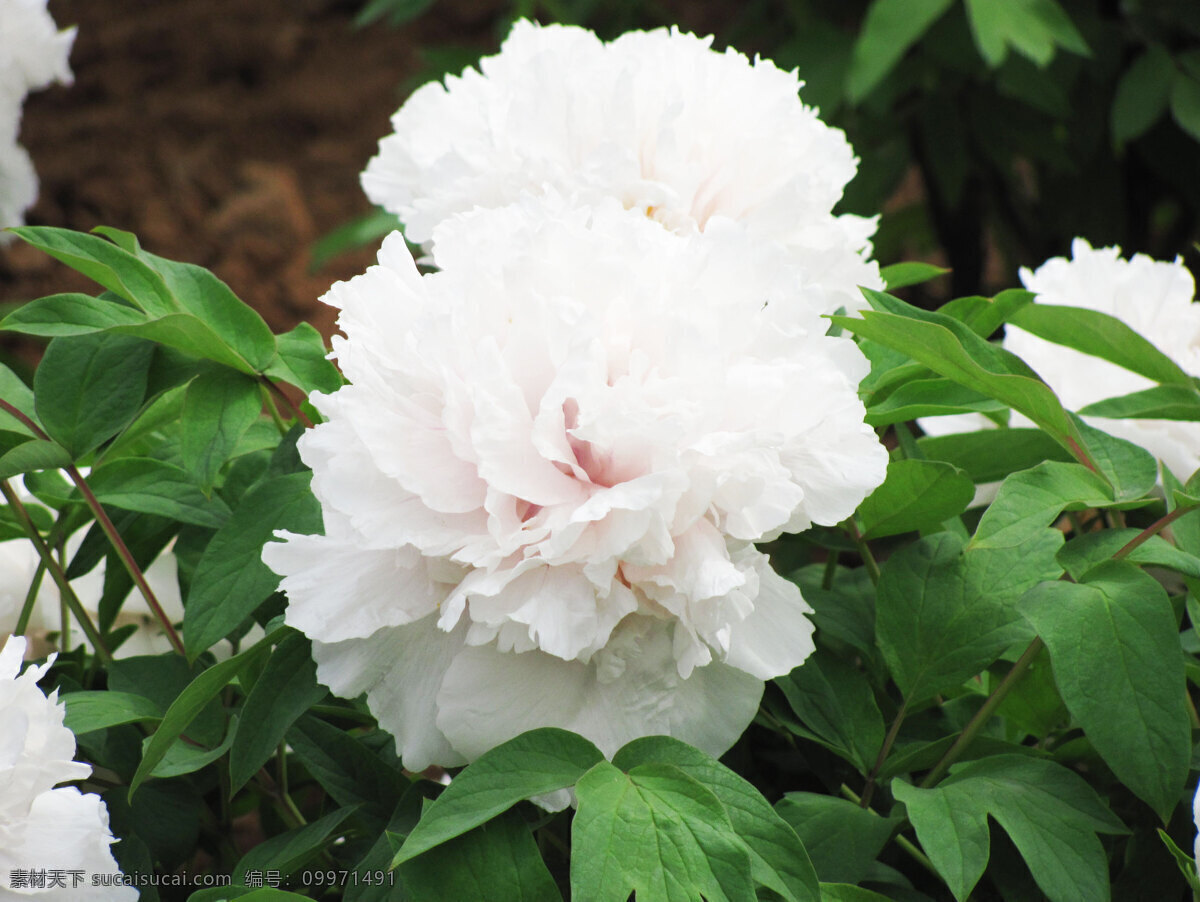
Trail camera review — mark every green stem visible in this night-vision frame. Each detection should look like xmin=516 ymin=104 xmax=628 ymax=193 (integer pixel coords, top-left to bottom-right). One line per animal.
xmin=840 ymin=784 xmax=940 ymax=879
xmin=1113 ymin=503 xmax=1199 ymax=560
xmin=258 ymin=376 xmax=313 ymax=429
xmin=846 ymin=518 xmax=881 ymax=585
xmin=0 ymin=480 xmax=112 ymax=663
xmin=921 ymin=637 xmax=1044 ymax=788
xmin=14 ymin=556 xmax=47 ymax=636
xmin=861 ymin=700 xmax=909 ymax=808
xmin=260 ymin=383 xmax=289 ymax=437
xmin=821 ymin=550 xmax=839 ymax=591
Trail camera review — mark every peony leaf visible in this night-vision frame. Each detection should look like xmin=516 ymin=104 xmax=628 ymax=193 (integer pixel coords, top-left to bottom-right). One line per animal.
xmin=84 ymin=457 xmax=232 ymax=528
xmin=865 ymin=377 xmax=1008 ymax=426
xmin=228 ymin=633 xmax=326 ymax=794
xmin=876 ymin=530 xmax=1062 ymax=704
xmin=400 ymin=809 xmax=562 ymax=902
xmin=775 ymin=793 xmax=899 ymax=886
xmin=1020 ymin=563 xmax=1191 ymax=821
xmin=0 ymin=362 xmax=39 ymax=435
xmin=264 ymin=322 xmax=343 ymax=395
xmin=917 ymin=428 xmax=1072 ymax=484
xmin=1079 ymin=384 xmax=1200 ymax=421
xmin=1007 ymin=302 xmax=1194 ymax=387
xmin=892 ymin=756 xmax=1125 ymax=902
xmin=1057 ymin=529 xmax=1200 ymax=581
xmin=1170 ymin=70 xmax=1200 ymax=143
xmin=857 ymin=458 xmax=974 ymax=538
xmin=817 ymin=886 xmax=893 ymax=902
xmin=1 ymin=291 xmax=150 ymax=335
xmin=33 ymin=332 xmax=154 ymax=458
xmin=879 ymin=261 xmax=951 ymax=291
xmin=0 ymin=438 xmax=72 ymax=480
xmin=846 ymin=0 xmax=955 ymax=103
xmin=180 ymin=369 xmax=263 ymax=490
xmin=393 ymin=728 xmax=604 ymax=866
xmin=62 ymin=689 xmax=163 ymax=735
xmin=233 ymin=807 xmax=357 ymax=885
xmin=571 ymin=761 xmax=754 ymax=902
xmin=184 ymin=472 xmax=321 ymax=660
xmin=613 ymin=735 xmax=820 ymax=902
xmin=971 ymin=461 xmax=1116 ymax=550
xmin=963 ymin=0 xmax=1088 ymax=68
xmin=1111 ymin=45 xmax=1174 ymax=147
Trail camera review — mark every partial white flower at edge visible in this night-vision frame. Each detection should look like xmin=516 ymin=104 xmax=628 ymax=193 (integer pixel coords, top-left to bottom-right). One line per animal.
xmin=0 ymin=0 xmax=75 ymax=235
xmin=919 ymin=239 xmax=1200 ymax=483
xmin=361 ymin=19 xmax=881 ymax=317
xmin=263 ymin=197 xmax=889 ymax=771
xmin=0 ymin=635 xmax=136 ymax=901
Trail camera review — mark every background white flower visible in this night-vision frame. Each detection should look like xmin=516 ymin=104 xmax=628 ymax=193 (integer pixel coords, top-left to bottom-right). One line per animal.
xmin=0 ymin=0 xmax=75 ymax=234
xmin=264 ymin=197 xmax=887 ymax=768
xmin=0 ymin=635 xmax=136 ymax=900
xmin=919 ymin=239 xmax=1200 ymax=482
xmin=361 ymin=19 xmax=881 ymax=317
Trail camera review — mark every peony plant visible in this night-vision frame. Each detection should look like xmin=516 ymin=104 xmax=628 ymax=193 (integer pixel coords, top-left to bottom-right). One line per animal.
xmin=1 ymin=16 xmax=1200 ymax=902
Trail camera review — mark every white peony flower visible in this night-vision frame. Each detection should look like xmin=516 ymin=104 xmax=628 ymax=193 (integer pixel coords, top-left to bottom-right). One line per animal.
xmin=919 ymin=239 xmax=1200 ymax=481
xmin=361 ymin=19 xmax=881 ymax=317
xmin=0 ymin=0 xmax=75 ymax=234
xmin=0 ymin=635 xmax=137 ymax=901
xmin=264 ymin=197 xmax=888 ymax=768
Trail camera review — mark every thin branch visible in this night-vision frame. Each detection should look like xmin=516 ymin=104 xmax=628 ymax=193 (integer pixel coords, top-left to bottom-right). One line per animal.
xmin=846 ymin=518 xmax=881 ymax=585
xmin=258 ymin=376 xmax=313 ymax=429
xmin=861 ymin=700 xmax=909 ymax=808
xmin=1112 ymin=503 xmax=1200 ymax=561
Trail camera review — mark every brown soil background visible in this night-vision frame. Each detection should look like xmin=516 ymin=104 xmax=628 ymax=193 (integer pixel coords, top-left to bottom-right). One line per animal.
xmin=0 ymin=0 xmax=515 ymax=358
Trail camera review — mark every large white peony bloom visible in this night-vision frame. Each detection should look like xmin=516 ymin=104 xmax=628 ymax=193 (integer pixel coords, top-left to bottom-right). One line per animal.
xmin=361 ymin=19 xmax=881 ymax=317
xmin=263 ymin=198 xmax=888 ymax=768
xmin=920 ymin=239 xmax=1200 ymax=481
xmin=0 ymin=0 xmax=75 ymax=234
xmin=0 ymin=635 xmax=136 ymax=900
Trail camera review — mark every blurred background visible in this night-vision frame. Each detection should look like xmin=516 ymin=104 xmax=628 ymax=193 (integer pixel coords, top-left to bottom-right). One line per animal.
xmin=2 ymin=0 xmax=1199 ymax=368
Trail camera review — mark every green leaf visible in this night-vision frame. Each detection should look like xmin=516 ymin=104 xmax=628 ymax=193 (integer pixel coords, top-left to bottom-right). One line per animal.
xmin=846 ymin=0 xmax=954 ymax=102
xmin=1156 ymin=829 xmax=1200 ymax=894
xmin=400 ymin=809 xmax=562 ymax=902
xmin=857 ymin=459 xmax=974 ymax=538
xmin=865 ymin=377 xmax=1008 ymax=427
xmin=775 ymin=650 xmax=885 ymax=773
xmin=971 ymin=461 xmax=1114 ymax=550
xmin=1170 ymin=70 xmax=1200 ymax=143
xmin=818 ymin=886 xmax=892 ymax=902
xmin=1079 ymin=384 xmax=1200 ymax=421
xmin=286 ymin=715 xmax=407 ymax=823
xmin=1020 ymin=562 xmax=1191 ymax=820
xmin=1072 ymin=416 xmax=1158 ymax=503
xmin=832 ymin=291 xmax=1085 ymax=459
xmin=613 ymin=736 xmax=820 ymax=902
xmin=963 ymin=0 xmax=1089 ymax=68
xmin=265 ymin=322 xmax=342 ymax=395
xmin=130 ymin=637 xmax=275 ymax=799
xmin=8 ymin=227 xmax=177 ymax=316
xmin=571 ymin=760 xmax=754 ymax=902
xmin=876 ymin=530 xmax=1062 ymax=703
xmin=0 ymin=438 xmax=72 ymax=480
xmin=1 ymin=291 xmax=150 ymax=335
xmin=395 ymin=728 xmax=604 ymax=865
xmin=146 ymin=720 xmax=236 ymax=778
xmin=775 ymin=793 xmax=898 ymax=885
xmin=1007 ymin=302 xmax=1194 ymax=387
xmin=84 ymin=458 xmax=231 ymax=528
xmin=0 ymin=363 xmax=39 ymax=435
xmin=879 ymin=261 xmax=951 ymax=291
xmin=184 ymin=473 xmax=321 ymax=659
xmin=918 ymin=427 xmax=1072 ymax=483
xmin=180 ymin=369 xmax=263 ymax=489
xmin=62 ymin=690 xmax=163 ymax=734
xmin=189 ymin=891 xmax=315 ymax=902
xmin=229 ymin=632 xmax=326 ymax=793
xmin=1112 ymin=45 xmax=1175 ymax=146
xmin=34 ymin=333 xmax=155 ymax=458
xmin=892 ymin=756 xmax=1125 ymax=902
xmin=234 ymin=807 xmax=356 ymax=883
xmin=1057 ymin=528 xmax=1200 ymax=581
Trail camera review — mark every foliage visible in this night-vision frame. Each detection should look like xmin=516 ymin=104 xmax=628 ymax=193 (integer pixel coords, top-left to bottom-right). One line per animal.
xmin=3 ymin=225 xmax=1200 ymax=899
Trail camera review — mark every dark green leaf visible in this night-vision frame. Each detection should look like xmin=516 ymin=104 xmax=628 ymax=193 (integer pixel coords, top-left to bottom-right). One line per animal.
xmin=265 ymin=322 xmax=342 ymax=395
xmin=1 ymin=292 xmax=149 ymax=336
xmin=180 ymin=369 xmax=263 ymax=489
xmin=234 ymin=807 xmax=356 ymax=882
xmin=892 ymin=756 xmax=1125 ymax=902
xmin=1021 ymin=562 xmax=1191 ymax=820
xmin=85 ymin=458 xmax=231 ymax=528
xmin=865 ymin=378 xmax=1008 ymax=427
xmin=963 ymin=0 xmax=1088 ymax=68
xmin=1057 ymin=528 xmax=1200 ymax=581
xmin=0 ymin=362 xmax=39 ymax=434
xmin=876 ymin=530 xmax=1062 ymax=703
xmin=1079 ymin=384 xmax=1200 ymax=421
xmin=401 ymin=809 xmax=562 ymax=902
xmin=775 ymin=793 xmax=898 ymax=885
xmin=229 ymin=632 xmax=326 ymax=793
xmin=1112 ymin=46 xmax=1175 ymax=146
xmin=34 ymin=333 xmax=154 ymax=457
xmin=1170 ymin=70 xmax=1200 ymax=143
xmin=971 ymin=461 xmax=1114 ymax=550
xmin=846 ymin=0 xmax=955 ymax=103
xmin=571 ymin=761 xmax=754 ymax=902
xmin=286 ymin=715 xmax=406 ymax=824
xmin=0 ymin=438 xmax=72 ymax=479
xmin=184 ymin=473 xmax=321 ymax=659
xmin=857 ymin=459 xmax=974 ymax=538
xmin=395 ymin=728 xmax=604 ymax=865
xmin=62 ymin=690 xmax=163 ymax=734
xmin=918 ymin=428 xmax=1072 ymax=483
xmin=614 ymin=736 xmax=820 ymax=902
xmin=879 ymin=262 xmax=951 ymax=291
